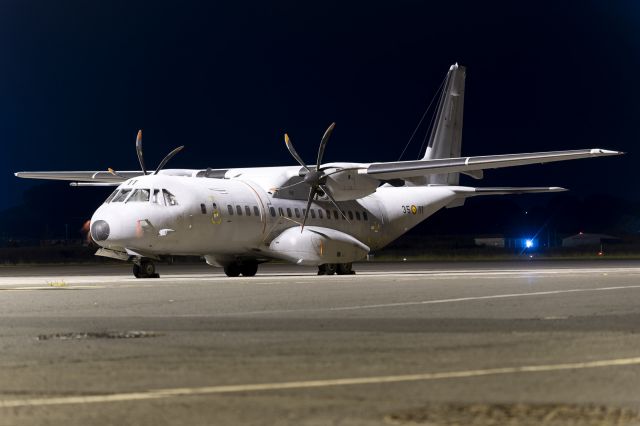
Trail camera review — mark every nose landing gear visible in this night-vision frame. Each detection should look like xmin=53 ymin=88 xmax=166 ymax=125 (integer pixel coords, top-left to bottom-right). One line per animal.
xmin=133 ymin=258 xmax=160 ymax=278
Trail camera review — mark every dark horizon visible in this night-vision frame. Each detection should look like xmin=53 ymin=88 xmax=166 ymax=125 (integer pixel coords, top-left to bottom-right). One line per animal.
xmin=2 ymin=1 xmax=637 ymax=214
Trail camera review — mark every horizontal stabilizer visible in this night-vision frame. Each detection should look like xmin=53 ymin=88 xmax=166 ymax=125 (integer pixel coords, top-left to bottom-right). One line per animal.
xmin=458 ymin=186 xmax=568 ymax=195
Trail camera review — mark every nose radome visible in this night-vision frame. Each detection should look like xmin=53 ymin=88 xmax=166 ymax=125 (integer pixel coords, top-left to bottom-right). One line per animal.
xmin=91 ymin=220 xmax=110 ymax=241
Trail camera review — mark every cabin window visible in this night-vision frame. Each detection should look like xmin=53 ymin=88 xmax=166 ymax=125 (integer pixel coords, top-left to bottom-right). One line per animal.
xmin=253 ymin=206 xmax=260 ymax=216
xmin=227 ymin=205 xmax=234 ymax=215
xmin=236 ymin=205 xmax=243 ymax=216
xmin=310 ymin=209 xmax=316 ymax=219
xmin=318 ymin=209 xmax=323 ymax=219
xmin=355 ymin=211 xmax=361 ymax=220
xmin=104 ymin=188 xmax=119 ymax=204
xmin=333 ymin=210 xmax=339 ymax=220
xmin=245 ymin=205 xmax=251 ymax=216
xmin=287 ymin=208 xmax=292 ymax=217
xmin=278 ymin=207 xmax=284 ymax=217
xmin=112 ymin=189 xmax=132 ymax=203
xmin=294 ymin=208 xmax=300 ymax=218
xmin=163 ymin=190 xmax=178 ymax=206
xmin=200 ymin=203 xmax=207 ymax=214
xmin=269 ymin=207 xmax=276 ymax=217
xmin=326 ymin=209 xmax=331 ymax=219
xmin=347 ymin=211 xmax=354 ymax=220
xmin=363 ymin=211 xmax=369 ymax=221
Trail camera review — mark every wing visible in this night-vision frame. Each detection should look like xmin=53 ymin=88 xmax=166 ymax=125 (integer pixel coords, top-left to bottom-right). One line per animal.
xmin=365 ymin=149 xmax=622 ymax=181
xmin=14 ymin=171 xmax=143 ymax=183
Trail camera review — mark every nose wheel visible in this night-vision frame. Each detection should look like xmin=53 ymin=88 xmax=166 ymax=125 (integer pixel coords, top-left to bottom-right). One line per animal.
xmin=133 ymin=259 xmax=160 ymax=278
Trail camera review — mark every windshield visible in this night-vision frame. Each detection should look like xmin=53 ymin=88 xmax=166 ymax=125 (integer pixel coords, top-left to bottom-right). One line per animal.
xmin=111 ymin=189 xmax=132 ymax=202
xmin=127 ymin=189 xmax=150 ymax=202
xmin=104 ymin=188 xmax=119 ymax=204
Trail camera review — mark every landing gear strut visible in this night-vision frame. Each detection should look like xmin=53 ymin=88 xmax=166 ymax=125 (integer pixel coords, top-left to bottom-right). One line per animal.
xmin=318 ymin=263 xmax=355 ymax=275
xmin=224 ymin=261 xmax=258 ymax=277
xmin=133 ymin=258 xmax=160 ymax=278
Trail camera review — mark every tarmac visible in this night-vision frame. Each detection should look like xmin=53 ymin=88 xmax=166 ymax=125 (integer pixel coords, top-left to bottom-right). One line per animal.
xmin=1 ymin=260 xmax=640 ymax=425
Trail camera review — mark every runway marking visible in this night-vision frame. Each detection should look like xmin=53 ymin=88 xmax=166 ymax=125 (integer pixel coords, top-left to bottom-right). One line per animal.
xmin=230 ymin=284 xmax=640 ymax=315
xmin=1 ymin=356 xmax=640 ymax=409
xmin=1 ymin=267 xmax=640 ymax=287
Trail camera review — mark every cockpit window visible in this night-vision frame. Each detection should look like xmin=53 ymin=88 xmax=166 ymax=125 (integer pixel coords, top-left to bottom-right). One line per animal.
xmin=127 ymin=189 xmax=150 ymax=202
xmin=104 ymin=188 xmax=119 ymax=204
xmin=163 ymin=189 xmax=178 ymax=206
xmin=152 ymin=189 xmax=164 ymax=205
xmin=111 ymin=189 xmax=132 ymax=202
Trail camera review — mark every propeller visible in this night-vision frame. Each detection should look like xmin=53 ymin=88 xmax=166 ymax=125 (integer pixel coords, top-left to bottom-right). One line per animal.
xmin=134 ymin=129 xmax=184 ymax=176
xmin=281 ymin=122 xmax=350 ymax=232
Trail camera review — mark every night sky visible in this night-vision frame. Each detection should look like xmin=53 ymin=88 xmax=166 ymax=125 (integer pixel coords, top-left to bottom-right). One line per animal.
xmin=1 ymin=1 xmax=637 ymax=212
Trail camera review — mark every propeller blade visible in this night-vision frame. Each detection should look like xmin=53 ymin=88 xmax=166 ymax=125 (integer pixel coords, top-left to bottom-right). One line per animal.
xmin=320 ymin=184 xmax=351 ymax=223
xmin=284 ymin=133 xmax=309 ymax=171
xmin=300 ymin=186 xmax=316 ymax=232
xmin=135 ymin=130 xmax=147 ymax=175
xmin=153 ymin=146 xmax=184 ymax=175
xmin=316 ymin=122 xmax=335 ymax=169
xmin=275 ymin=180 xmax=306 ymax=192
xmin=107 ymin=168 xmax=126 ymax=179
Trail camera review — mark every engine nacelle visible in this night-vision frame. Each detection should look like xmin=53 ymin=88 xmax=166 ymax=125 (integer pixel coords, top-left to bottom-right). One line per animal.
xmin=321 ymin=169 xmax=379 ymax=201
xmin=268 ymin=226 xmax=370 ymax=266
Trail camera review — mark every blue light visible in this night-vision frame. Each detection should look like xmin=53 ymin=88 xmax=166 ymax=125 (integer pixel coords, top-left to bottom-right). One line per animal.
xmin=525 ymin=239 xmax=533 ymax=248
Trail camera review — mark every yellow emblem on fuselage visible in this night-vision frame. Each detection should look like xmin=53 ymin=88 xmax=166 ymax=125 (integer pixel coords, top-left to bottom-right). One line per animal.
xmin=410 ymin=205 xmax=417 ymax=214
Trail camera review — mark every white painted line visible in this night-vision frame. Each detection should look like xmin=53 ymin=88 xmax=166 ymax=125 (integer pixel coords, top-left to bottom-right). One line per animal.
xmin=1 ymin=266 xmax=640 ymax=286
xmin=230 ymin=284 xmax=640 ymax=316
xmin=1 ymin=356 xmax=639 ymax=409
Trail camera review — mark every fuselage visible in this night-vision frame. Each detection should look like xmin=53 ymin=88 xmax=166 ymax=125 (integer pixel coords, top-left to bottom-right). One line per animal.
xmin=90 ymin=173 xmax=459 ymax=265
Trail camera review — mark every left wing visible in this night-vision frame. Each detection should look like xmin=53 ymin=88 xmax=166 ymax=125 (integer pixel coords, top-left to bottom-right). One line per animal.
xmin=365 ymin=149 xmax=622 ymax=181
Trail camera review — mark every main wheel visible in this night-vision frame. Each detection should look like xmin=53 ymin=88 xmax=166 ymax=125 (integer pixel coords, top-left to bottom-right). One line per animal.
xmin=240 ymin=263 xmax=258 ymax=277
xmin=318 ymin=263 xmax=337 ymax=275
xmin=224 ymin=263 xmax=241 ymax=277
xmin=337 ymin=263 xmax=353 ymax=275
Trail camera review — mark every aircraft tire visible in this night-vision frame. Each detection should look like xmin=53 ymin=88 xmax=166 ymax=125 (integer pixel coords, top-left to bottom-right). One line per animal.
xmin=135 ymin=259 xmax=159 ymax=279
xmin=318 ymin=263 xmax=337 ymax=275
xmin=133 ymin=263 xmax=142 ymax=278
xmin=240 ymin=263 xmax=258 ymax=277
xmin=337 ymin=263 xmax=354 ymax=275
xmin=224 ymin=263 xmax=241 ymax=277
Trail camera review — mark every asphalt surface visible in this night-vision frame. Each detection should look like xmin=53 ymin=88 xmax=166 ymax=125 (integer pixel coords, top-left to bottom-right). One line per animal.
xmin=1 ymin=260 xmax=640 ymax=425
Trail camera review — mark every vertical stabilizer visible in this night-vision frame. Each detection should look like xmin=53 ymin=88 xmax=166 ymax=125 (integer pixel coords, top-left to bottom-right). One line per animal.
xmin=422 ymin=63 xmax=466 ymax=185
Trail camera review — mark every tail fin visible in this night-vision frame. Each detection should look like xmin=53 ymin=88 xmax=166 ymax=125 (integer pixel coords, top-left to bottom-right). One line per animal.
xmin=422 ymin=63 xmax=466 ymax=185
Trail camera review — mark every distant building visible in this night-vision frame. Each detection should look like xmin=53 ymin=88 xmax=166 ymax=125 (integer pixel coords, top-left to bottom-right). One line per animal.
xmin=474 ymin=236 xmax=537 ymax=249
xmin=561 ymin=233 xmax=619 ymax=248
xmin=474 ymin=237 xmax=505 ymax=248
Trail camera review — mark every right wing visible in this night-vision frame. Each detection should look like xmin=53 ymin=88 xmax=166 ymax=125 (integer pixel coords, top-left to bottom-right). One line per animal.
xmin=14 ymin=171 xmax=143 ymax=183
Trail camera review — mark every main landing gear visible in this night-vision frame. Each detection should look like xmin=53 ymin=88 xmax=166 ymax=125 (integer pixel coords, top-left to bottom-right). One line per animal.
xmin=133 ymin=258 xmax=160 ymax=279
xmin=318 ymin=263 xmax=354 ymax=275
xmin=224 ymin=261 xmax=258 ymax=277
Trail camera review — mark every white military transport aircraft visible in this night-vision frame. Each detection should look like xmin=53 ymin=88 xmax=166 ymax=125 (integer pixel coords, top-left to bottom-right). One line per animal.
xmin=16 ymin=64 xmax=622 ymax=277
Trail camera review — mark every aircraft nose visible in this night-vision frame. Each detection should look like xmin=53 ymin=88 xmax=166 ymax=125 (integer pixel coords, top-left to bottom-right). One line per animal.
xmin=90 ymin=220 xmax=110 ymax=241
